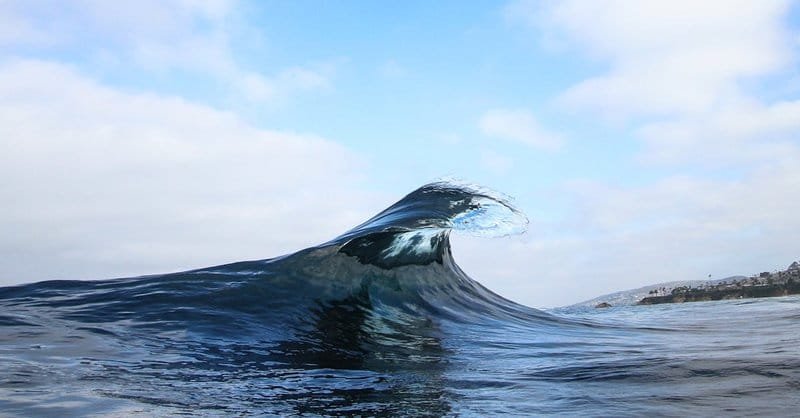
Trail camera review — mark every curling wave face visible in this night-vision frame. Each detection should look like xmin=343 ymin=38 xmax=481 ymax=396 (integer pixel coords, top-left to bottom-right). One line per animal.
xmin=1 ymin=181 xmax=799 ymax=416
xmin=176 ymin=180 xmax=541 ymax=325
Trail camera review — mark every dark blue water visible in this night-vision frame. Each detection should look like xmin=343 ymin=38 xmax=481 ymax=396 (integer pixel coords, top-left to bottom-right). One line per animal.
xmin=1 ymin=182 xmax=798 ymax=416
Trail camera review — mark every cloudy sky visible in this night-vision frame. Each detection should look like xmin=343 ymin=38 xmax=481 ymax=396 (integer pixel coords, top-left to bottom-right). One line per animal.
xmin=1 ymin=1 xmax=799 ymax=307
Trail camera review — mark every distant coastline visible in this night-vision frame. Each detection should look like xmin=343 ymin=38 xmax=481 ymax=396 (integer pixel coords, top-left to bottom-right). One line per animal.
xmin=581 ymin=260 xmax=800 ymax=309
xmin=636 ymin=261 xmax=800 ymax=305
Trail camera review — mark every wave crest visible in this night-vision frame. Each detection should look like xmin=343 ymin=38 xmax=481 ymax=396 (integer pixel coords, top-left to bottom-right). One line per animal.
xmin=333 ymin=180 xmax=528 ymax=268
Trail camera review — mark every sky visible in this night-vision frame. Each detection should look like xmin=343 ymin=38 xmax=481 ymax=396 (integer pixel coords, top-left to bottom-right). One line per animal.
xmin=1 ymin=0 xmax=799 ymax=308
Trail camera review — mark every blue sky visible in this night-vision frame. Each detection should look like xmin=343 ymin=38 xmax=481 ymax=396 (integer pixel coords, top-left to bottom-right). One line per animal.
xmin=1 ymin=1 xmax=799 ymax=307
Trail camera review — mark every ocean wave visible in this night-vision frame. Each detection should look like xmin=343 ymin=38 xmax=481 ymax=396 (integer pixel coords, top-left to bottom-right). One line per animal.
xmin=2 ymin=181 xmax=799 ymax=416
xmin=0 ymin=181 xmax=552 ymax=358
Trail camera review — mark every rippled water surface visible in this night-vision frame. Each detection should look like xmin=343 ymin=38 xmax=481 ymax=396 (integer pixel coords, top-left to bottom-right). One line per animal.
xmin=1 ymin=182 xmax=798 ymax=416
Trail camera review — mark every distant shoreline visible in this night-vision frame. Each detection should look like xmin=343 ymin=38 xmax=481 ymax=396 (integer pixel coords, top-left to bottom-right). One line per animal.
xmin=637 ymin=282 xmax=800 ymax=305
xmin=636 ymin=262 xmax=800 ymax=306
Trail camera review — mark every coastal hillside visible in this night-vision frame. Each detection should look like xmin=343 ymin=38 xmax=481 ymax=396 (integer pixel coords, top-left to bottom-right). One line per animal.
xmin=573 ymin=260 xmax=800 ymax=308
xmin=571 ymin=277 xmax=741 ymax=308
xmin=638 ymin=261 xmax=800 ymax=305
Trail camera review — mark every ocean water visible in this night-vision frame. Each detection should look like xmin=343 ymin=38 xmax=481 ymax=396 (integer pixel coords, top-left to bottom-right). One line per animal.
xmin=1 ymin=182 xmax=798 ymax=417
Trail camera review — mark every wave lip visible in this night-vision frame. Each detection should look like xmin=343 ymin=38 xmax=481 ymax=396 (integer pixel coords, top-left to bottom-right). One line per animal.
xmin=333 ymin=180 xmax=528 ymax=268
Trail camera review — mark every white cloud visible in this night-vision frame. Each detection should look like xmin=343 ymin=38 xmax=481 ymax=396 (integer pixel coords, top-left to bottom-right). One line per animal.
xmin=637 ymin=100 xmax=800 ymax=166
xmin=0 ymin=0 xmax=235 ymax=56
xmin=0 ymin=0 xmax=333 ymax=104
xmin=518 ymin=0 xmax=800 ymax=170
xmin=0 ymin=59 xmax=376 ymax=285
xmin=479 ymin=108 xmax=562 ymax=150
xmin=509 ymin=0 xmax=792 ymax=119
xmin=476 ymin=0 xmax=800 ymax=307
xmin=457 ymin=159 xmax=800 ymax=307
